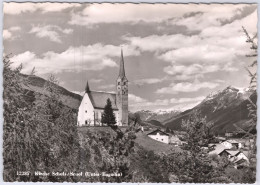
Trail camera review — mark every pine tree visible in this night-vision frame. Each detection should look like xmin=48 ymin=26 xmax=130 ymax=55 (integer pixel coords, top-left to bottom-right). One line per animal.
xmin=101 ymin=98 xmax=116 ymax=126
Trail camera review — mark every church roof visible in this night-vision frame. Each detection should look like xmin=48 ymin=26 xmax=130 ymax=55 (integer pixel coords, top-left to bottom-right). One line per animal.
xmin=88 ymin=91 xmax=118 ymax=110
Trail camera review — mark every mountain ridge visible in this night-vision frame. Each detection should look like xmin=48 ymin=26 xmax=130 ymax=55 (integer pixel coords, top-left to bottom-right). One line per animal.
xmin=163 ymin=86 xmax=256 ymax=134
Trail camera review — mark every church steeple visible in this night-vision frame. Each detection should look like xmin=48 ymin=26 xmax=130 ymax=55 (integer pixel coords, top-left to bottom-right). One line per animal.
xmin=85 ymin=81 xmax=90 ymax=93
xmin=116 ymin=47 xmax=128 ymax=126
xmin=119 ymin=48 xmax=126 ymax=78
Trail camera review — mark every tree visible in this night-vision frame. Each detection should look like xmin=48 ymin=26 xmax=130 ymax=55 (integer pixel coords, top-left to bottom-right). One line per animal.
xmin=128 ymin=112 xmax=142 ymax=127
xmin=230 ymin=26 xmax=258 ymax=184
xmin=234 ymin=27 xmax=257 ymax=164
xmin=163 ymin=111 xmax=231 ymax=183
xmin=3 ymin=55 xmax=79 ymax=182
xmin=101 ymin=98 xmax=116 ymax=126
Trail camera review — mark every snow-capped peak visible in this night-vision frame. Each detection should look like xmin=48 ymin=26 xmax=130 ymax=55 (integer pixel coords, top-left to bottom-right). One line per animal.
xmin=204 ymin=90 xmax=221 ymax=101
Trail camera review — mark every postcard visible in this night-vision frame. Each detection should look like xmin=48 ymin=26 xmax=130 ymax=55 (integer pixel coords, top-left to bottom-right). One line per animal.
xmin=2 ymin=2 xmax=257 ymax=183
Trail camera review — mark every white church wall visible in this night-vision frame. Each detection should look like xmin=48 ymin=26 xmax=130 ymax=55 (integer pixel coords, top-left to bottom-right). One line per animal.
xmin=94 ymin=109 xmax=103 ymax=126
xmin=77 ymin=93 xmax=95 ymax=126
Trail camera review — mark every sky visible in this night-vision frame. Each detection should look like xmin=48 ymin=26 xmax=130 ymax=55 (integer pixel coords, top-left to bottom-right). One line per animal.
xmin=3 ymin=3 xmax=257 ymax=112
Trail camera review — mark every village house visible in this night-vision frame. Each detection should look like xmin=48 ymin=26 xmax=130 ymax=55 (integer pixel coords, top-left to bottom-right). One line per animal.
xmin=169 ymin=135 xmax=182 ymax=146
xmin=216 ymin=136 xmax=226 ymax=143
xmin=147 ymin=129 xmax=169 ymax=144
xmin=208 ymin=143 xmax=249 ymax=168
xmin=225 ymin=132 xmax=234 ymax=137
xmin=219 ymin=149 xmax=249 ymax=165
xmin=77 ymin=49 xmax=128 ymax=127
xmin=221 ymin=140 xmax=242 ymax=149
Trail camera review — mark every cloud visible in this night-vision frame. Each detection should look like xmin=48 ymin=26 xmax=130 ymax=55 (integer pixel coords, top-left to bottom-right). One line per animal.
xmin=129 ymin=93 xmax=205 ymax=112
xmin=156 ymin=81 xmax=219 ymax=94
xmin=134 ymin=77 xmax=167 ymax=85
xmin=129 ymin=94 xmax=147 ymax=104
xmin=89 ymin=79 xmax=103 ymax=83
xmin=164 ymin=64 xmax=220 ymax=76
xmin=9 ymin=26 xmax=21 ymax=31
xmin=3 ymin=30 xmax=12 ymax=40
xmin=29 ymin=25 xmax=73 ymax=43
xmin=173 ymin=4 xmax=254 ymax=32
xmin=10 ymin=43 xmax=140 ymax=74
xmin=68 ymin=4 xmax=252 ymax=27
xmin=122 ymin=7 xmax=256 ymax=81
xmin=170 ymin=96 xmax=205 ymax=104
xmin=4 ymin=2 xmax=80 ymax=15
xmin=69 ymin=3 xmax=191 ymax=26
xmin=129 ymin=93 xmax=170 ymax=111
xmin=3 ymin=26 xmax=22 ymax=40
xmin=98 ymin=84 xmax=115 ymax=89
xmin=123 ymin=34 xmax=201 ymax=52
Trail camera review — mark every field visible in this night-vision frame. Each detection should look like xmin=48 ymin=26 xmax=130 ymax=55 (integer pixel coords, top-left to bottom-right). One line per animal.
xmin=78 ymin=126 xmax=181 ymax=155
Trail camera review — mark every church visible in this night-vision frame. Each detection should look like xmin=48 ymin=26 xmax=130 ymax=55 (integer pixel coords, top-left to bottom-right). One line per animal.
xmin=77 ymin=49 xmax=128 ymax=127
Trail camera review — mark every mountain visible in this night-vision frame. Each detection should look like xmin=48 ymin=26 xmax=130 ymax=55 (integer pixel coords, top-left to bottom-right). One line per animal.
xmin=163 ymin=86 xmax=256 ymax=134
xmin=135 ymin=110 xmax=181 ymax=123
xmin=21 ymin=74 xmax=82 ymax=110
xmin=147 ymin=120 xmax=165 ymax=128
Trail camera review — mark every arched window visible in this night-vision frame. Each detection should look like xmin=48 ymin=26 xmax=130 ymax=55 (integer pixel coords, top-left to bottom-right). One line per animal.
xmin=118 ymin=82 xmax=120 ymax=85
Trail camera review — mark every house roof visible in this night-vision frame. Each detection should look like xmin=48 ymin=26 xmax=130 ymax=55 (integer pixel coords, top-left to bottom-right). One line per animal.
xmin=225 ymin=150 xmax=240 ymax=156
xmin=147 ymin=129 xmax=169 ymax=136
xmin=208 ymin=144 xmax=227 ymax=155
xmin=234 ymin=158 xmax=248 ymax=165
xmin=227 ymin=140 xmax=240 ymax=144
xmin=87 ymin=91 xmax=118 ymax=110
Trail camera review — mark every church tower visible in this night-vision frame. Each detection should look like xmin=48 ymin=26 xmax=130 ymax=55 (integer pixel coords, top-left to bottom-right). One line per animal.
xmin=116 ymin=48 xmax=128 ymax=126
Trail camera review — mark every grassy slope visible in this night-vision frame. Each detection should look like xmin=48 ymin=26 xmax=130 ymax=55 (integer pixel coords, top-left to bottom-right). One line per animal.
xmin=135 ymin=131 xmax=181 ymax=155
xmin=78 ymin=127 xmax=180 ymax=155
xmin=21 ymin=74 xmax=82 ymax=110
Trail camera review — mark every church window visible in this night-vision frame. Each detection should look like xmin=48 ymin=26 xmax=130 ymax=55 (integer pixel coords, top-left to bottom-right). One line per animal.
xmin=118 ymin=82 xmax=120 ymax=85
xmin=123 ymin=82 xmax=126 ymax=85
xmin=85 ymin=120 xmax=88 ymax=125
xmin=85 ymin=110 xmax=87 ymax=113
xmin=122 ymin=91 xmax=125 ymax=95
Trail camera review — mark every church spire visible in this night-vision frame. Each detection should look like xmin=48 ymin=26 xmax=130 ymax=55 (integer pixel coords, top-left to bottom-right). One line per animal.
xmin=119 ymin=48 xmax=126 ymax=78
xmin=85 ymin=81 xmax=90 ymax=93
